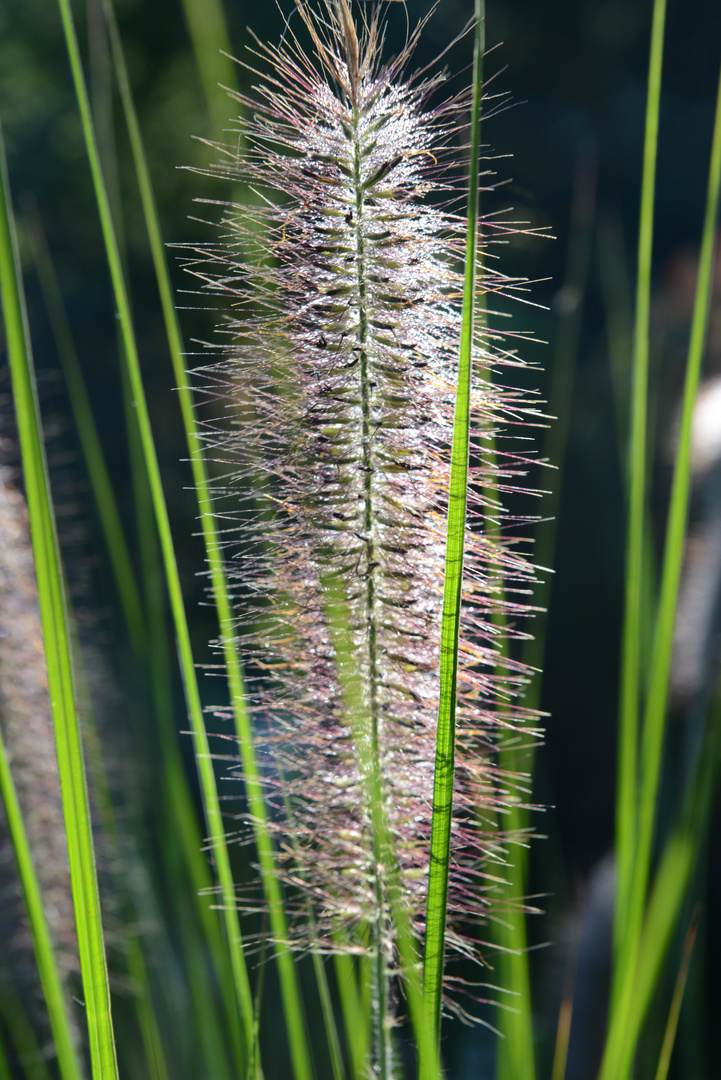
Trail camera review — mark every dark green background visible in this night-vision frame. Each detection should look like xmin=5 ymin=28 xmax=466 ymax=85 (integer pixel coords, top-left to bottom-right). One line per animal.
xmin=2 ymin=0 xmax=721 ymax=1076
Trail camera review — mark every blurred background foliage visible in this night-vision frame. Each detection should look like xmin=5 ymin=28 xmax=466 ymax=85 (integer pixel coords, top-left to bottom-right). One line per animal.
xmin=2 ymin=0 xmax=721 ymax=1076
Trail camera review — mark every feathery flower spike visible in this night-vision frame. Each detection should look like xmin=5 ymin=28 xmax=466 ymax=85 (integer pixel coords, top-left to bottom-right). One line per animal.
xmin=186 ymin=0 xmax=541 ymax=1046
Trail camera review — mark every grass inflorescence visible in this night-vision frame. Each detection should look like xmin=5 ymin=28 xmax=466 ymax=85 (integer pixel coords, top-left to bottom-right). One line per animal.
xmin=184 ymin=0 xmax=542 ymax=1058
xmin=2 ymin=0 xmax=718 ymax=1076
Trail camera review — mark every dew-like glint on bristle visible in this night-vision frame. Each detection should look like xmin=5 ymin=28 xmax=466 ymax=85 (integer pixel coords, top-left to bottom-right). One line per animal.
xmin=185 ymin=0 xmax=543 ymax=1015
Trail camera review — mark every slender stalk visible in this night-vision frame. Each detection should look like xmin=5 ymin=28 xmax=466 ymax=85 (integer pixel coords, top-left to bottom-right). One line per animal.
xmin=334 ymin=952 xmax=370 ymax=1080
xmin=423 ymin=0 xmax=483 ymax=1049
xmin=324 ymin=574 xmax=433 ymax=1080
xmin=71 ymin=630 xmax=171 ymax=1080
xmin=497 ymin=153 xmax=597 ymax=1080
xmin=631 ymin=37 xmax=721 ymax=962
xmin=101 ymin=3 xmax=313 ymax=1073
xmin=0 ymin=725 xmax=83 ymax=1080
xmin=602 ymin=46 xmax=721 ymax=1078
xmin=0 ymin=118 xmax=119 ymax=1080
xmin=54 ymin=0 xmax=258 ymax=1062
xmin=177 ymin=0 xmax=237 ymax=136
xmin=348 ymin=82 xmax=393 ymax=1080
xmin=613 ymin=0 xmax=667 ymax=973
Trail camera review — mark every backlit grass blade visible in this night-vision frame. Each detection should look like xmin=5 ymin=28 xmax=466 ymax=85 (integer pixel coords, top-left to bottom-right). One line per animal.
xmin=613 ymin=0 xmax=667 ymax=971
xmin=0 ymin=118 xmax=119 ymax=1080
xmin=602 ymin=40 xmax=721 ymax=1080
xmin=101 ymin=4 xmax=313 ymax=1075
xmin=310 ymin=941 xmax=346 ymax=1080
xmin=33 ymin=49 xmax=243 ymax=1077
xmin=54 ymin=0 xmax=257 ymax=1061
xmin=323 ymin=573 xmax=437 ymax=1080
xmin=71 ymin=632 xmax=171 ymax=1080
xmin=497 ymin=153 xmax=597 ymax=1080
xmin=0 ymin=727 xmax=83 ymax=1080
xmin=177 ymin=0 xmax=237 ymax=135
xmin=629 ymin=36 xmax=721 ymax=960
xmin=604 ymin=681 xmax=721 ymax=1074
xmin=422 ymin=0 xmax=484 ymax=1049
xmin=333 ymin=953 xmax=370 ymax=1080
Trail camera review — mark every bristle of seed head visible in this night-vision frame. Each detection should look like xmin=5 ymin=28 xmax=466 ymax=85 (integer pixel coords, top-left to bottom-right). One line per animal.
xmin=334 ymin=0 xmax=360 ymax=99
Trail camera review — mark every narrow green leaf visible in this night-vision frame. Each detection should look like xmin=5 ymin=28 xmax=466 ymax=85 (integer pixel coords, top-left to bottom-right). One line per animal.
xmin=101 ymin=4 xmax=314 ymax=1076
xmin=311 ymin=953 xmax=346 ymax=1080
xmin=54 ymin=0 xmax=256 ymax=1061
xmin=422 ymin=0 xmax=484 ymax=1050
xmin=497 ymin=154 xmax=597 ymax=1080
xmin=613 ymin=0 xmax=667 ymax=974
xmin=333 ymin=952 xmax=370 ymax=1080
xmin=607 ymin=683 xmax=721 ymax=1070
xmin=632 ymin=36 xmax=721 ymax=953
xmin=0 ymin=726 xmax=83 ymax=1080
xmin=603 ymin=37 xmax=721 ymax=1080
xmin=71 ymin=633 xmax=171 ymax=1080
xmin=177 ymin=0 xmax=237 ymax=136
xmin=0 ymin=119 xmax=119 ymax=1080
xmin=324 ymin=572 xmax=437 ymax=1080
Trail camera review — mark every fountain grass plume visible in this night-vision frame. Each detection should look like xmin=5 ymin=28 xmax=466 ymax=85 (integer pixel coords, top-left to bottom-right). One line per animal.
xmin=185 ymin=0 xmax=542 ymax=1042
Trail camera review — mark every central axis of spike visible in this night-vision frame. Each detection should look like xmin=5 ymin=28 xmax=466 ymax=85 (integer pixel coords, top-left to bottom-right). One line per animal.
xmin=350 ymin=98 xmax=392 ymax=1080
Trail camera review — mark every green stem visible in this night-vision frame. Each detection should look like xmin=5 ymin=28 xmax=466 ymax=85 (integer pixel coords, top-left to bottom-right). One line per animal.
xmin=0 ymin=118 xmax=119 ymax=1080
xmin=0 ymin=725 xmax=83 ymax=1080
xmin=352 ymin=93 xmax=391 ymax=1080
xmin=423 ymin=0 xmax=483 ymax=1054
xmin=603 ymin=39 xmax=721 ymax=1080
xmin=613 ymin=0 xmax=667 ymax=976
xmin=54 ymin=0 xmax=258 ymax=1060
xmin=101 ymin=6 xmax=313 ymax=1072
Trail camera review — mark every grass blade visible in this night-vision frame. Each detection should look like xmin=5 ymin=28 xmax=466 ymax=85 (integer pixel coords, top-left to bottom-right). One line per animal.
xmin=0 ymin=118 xmax=119 ymax=1080
xmin=101 ymin=3 xmax=314 ymax=1074
xmin=333 ymin=953 xmax=370 ymax=1080
xmin=497 ymin=153 xmax=597 ymax=1080
xmin=324 ymin=573 xmax=436 ymax=1080
xmin=422 ymin=0 xmax=484 ymax=1047
xmin=177 ymin=0 xmax=237 ymax=136
xmin=608 ymin=683 xmax=721 ymax=1071
xmin=71 ymin=634 xmax=171 ymax=1080
xmin=603 ymin=37 xmax=721 ymax=1080
xmin=54 ymin=0 xmax=257 ymax=1061
xmin=613 ymin=0 xmax=667 ymax=973
xmin=631 ymin=37 xmax=721 ymax=955
xmin=0 ymin=728 xmax=83 ymax=1080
